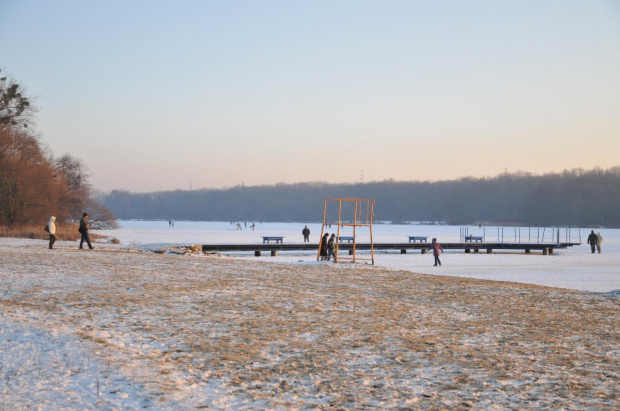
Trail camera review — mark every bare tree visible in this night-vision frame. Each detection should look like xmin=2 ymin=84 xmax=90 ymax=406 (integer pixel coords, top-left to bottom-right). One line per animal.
xmin=0 ymin=69 xmax=34 ymax=128
xmin=0 ymin=126 xmax=54 ymax=227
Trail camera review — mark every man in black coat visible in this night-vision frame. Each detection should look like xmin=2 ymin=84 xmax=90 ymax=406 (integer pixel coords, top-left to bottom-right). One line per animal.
xmin=302 ymin=225 xmax=310 ymax=243
xmin=587 ymin=230 xmax=598 ymax=254
xmin=79 ymin=212 xmax=94 ymax=250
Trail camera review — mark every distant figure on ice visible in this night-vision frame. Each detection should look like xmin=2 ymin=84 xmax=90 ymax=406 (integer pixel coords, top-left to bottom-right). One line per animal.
xmin=302 ymin=225 xmax=310 ymax=242
xmin=320 ymin=233 xmax=329 ymax=261
xmin=169 ymin=220 xmax=172 ymax=227
xmin=47 ymin=216 xmax=56 ymax=249
xmin=79 ymin=212 xmax=94 ymax=250
xmin=327 ymin=233 xmax=337 ymax=262
xmin=429 ymin=238 xmax=443 ymax=266
xmin=251 ymin=223 xmax=256 ymax=231
xmin=236 ymin=222 xmax=242 ymax=230
xmin=597 ymin=232 xmax=604 ymax=254
xmin=587 ymin=230 xmax=598 ymax=254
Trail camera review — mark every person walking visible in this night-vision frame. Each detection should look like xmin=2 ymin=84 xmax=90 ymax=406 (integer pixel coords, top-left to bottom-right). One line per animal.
xmin=79 ymin=212 xmax=94 ymax=250
xmin=302 ymin=225 xmax=310 ymax=242
xmin=327 ymin=233 xmax=337 ymax=262
xmin=429 ymin=238 xmax=443 ymax=266
xmin=597 ymin=232 xmax=604 ymax=254
xmin=319 ymin=233 xmax=329 ymax=261
xmin=48 ymin=216 xmax=56 ymax=249
xmin=587 ymin=230 xmax=598 ymax=254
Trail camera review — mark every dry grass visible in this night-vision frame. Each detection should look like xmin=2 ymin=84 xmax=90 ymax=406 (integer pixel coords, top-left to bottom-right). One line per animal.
xmin=0 ymin=223 xmax=107 ymax=241
xmin=1 ymin=245 xmax=619 ymax=409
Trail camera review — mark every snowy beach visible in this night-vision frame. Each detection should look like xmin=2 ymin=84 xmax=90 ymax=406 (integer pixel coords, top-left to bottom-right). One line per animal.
xmin=2 ymin=218 xmax=620 ymax=409
xmin=1 ymin=239 xmax=619 ymax=409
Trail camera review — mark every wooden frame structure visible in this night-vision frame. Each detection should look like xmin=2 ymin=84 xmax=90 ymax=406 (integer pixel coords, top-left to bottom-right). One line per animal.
xmin=317 ymin=198 xmax=375 ymax=265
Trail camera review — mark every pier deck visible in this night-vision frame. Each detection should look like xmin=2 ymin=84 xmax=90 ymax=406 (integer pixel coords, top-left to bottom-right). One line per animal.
xmin=202 ymin=242 xmax=580 ymax=256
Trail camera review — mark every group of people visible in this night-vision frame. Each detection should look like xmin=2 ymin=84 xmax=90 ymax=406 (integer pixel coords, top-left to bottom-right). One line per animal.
xmin=319 ymin=232 xmax=337 ymax=262
xmin=587 ymin=230 xmax=604 ymax=254
xmin=46 ymin=212 xmax=94 ymax=250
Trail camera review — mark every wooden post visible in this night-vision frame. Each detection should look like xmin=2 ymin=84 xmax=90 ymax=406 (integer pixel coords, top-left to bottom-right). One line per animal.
xmin=421 ymin=249 xmax=427 ymax=254
xmin=255 ymin=250 xmax=261 ymax=257
xmin=401 ymin=249 xmax=406 ymax=254
xmin=487 ymin=248 xmax=492 ymax=254
xmin=271 ymin=250 xmax=278 ymax=256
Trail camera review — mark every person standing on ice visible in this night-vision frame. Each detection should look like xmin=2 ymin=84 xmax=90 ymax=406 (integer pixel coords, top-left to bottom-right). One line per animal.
xmin=596 ymin=232 xmax=604 ymax=254
xmin=429 ymin=238 xmax=443 ymax=266
xmin=587 ymin=230 xmax=598 ymax=254
xmin=319 ymin=233 xmax=329 ymax=260
xmin=302 ymin=225 xmax=310 ymax=242
xmin=79 ymin=212 xmax=94 ymax=250
xmin=327 ymin=233 xmax=337 ymax=262
xmin=47 ymin=216 xmax=56 ymax=249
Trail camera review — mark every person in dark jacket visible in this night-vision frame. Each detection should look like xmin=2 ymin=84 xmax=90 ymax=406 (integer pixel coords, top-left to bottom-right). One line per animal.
xmin=429 ymin=238 xmax=443 ymax=266
xmin=327 ymin=233 xmax=337 ymax=262
xmin=319 ymin=233 xmax=329 ymax=260
xmin=302 ymin=226 xmax=310 ymax=242
xmin=79 ymin=212 xmax=94 ymax=250
xmin=587 ymin=230 xmax=598 ymax=254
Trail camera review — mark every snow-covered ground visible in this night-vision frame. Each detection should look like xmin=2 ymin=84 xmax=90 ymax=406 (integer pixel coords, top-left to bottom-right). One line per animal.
xmin=1 ymin=240 xmax=619 ymax=409
xmin=97 ymin=221 xmax=620 ymax=293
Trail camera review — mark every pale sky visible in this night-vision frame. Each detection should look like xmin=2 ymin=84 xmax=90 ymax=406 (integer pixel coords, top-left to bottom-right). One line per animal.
xmin=1 ymin=0 xmax=619 ymax=192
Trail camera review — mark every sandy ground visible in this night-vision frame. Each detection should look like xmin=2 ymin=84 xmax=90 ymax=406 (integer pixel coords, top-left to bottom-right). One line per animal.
xmin=1 ymin=241 xmax=619 ymax=409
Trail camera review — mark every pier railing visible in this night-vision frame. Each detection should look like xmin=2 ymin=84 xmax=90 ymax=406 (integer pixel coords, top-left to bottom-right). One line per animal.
xmin=460 ymin=227 xmax=581 ymax=244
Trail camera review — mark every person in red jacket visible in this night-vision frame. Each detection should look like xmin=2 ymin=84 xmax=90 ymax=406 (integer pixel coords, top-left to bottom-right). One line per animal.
xmin=429 ymin=238 xmax=443 ymax=266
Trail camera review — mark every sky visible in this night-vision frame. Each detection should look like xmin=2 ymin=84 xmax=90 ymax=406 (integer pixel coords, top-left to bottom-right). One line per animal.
xmin=1 ymin=0 xmax=619 ymax=192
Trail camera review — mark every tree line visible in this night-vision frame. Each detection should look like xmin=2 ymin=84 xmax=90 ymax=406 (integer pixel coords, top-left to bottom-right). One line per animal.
xmin=102 ymin=167 xmax=620 ymax=228
xmin=0 ymin=69 xmax=116 ymax=229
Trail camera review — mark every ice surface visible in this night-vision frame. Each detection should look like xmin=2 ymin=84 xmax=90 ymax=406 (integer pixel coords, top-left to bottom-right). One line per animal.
xmin=96 ymin=221 xmax=620 ymax=293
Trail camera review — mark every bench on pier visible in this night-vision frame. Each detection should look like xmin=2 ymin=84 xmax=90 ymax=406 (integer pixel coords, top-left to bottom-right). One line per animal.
xmin=262 ymin=236 xmax=284 ymax=244
xmin=408 ymin=236 xmax=428 ymax=243
xmin=339 ymin=236 xmax=355 ymax=243
xmin=465 ymin=236 xmax=484 ymax=242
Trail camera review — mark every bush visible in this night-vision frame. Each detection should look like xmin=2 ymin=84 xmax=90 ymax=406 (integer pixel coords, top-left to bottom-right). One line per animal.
xmin=0 ymin=222 xmax=108 ymax=242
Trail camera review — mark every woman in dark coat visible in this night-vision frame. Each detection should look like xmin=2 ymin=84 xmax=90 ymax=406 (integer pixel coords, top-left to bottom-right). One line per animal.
xmin=320 ymin=233 xmax=329 ymax=260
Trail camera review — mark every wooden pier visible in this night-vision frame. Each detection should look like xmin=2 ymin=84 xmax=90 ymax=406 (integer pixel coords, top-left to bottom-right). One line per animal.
xmin=202 ymin=241 xmax=580 ymax=257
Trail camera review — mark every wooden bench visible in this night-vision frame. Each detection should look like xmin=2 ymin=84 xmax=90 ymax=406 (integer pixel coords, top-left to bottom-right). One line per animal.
xmin=262 ymin=236 xmax=284 ymax=244
xmin=408 ymin=236 xmax=428 ymax=243
xmin=338 ymin=236 xmax=355 ymax=243
xmin=465 ymin=236 xmax=484 ymax=242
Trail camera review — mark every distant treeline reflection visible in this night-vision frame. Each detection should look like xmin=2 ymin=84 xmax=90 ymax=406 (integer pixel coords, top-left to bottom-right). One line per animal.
xmin=102 ymin=167 xmax=620 ymax=227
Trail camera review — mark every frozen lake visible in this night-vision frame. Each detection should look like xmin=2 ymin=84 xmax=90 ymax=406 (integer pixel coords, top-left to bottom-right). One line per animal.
xmin=97 ymin=221 xmax=620 ymax=293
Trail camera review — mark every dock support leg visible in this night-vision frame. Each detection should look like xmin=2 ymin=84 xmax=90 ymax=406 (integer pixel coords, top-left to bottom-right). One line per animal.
xmin=542 ymin=248 xmax=549 ymax=256
xmin=549 ymin=248 xmax=554 ymax=255
xmin=487 ymin=248 xmax=492 ymax=254
xmin=271 ymin=250 xmax=278 ymax=256
xmin=421 ymin=249 xmax=427 ymax=254
xmin=401 ymin=249 xmax=406 ymax=254
xmin=255 ymin=250 xmax=261 ymax=257
xmin=525 ymin=249 xmax=531 ymax=254
xmin=349 ymin=250 xmax=354 ymax=255
xmin=465 ymin=249 xmax=471 ymax=254
xmin=474 ymin=249 xmax=479 ymax=253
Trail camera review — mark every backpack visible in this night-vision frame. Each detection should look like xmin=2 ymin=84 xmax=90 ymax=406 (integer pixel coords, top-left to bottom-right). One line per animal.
xmin=44 ymin=225 xmax=50 ymax=233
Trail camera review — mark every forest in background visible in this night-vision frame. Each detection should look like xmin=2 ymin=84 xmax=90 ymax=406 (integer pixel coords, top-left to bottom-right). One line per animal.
xmin=102 ymin=167 xmax=620 ymax=228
